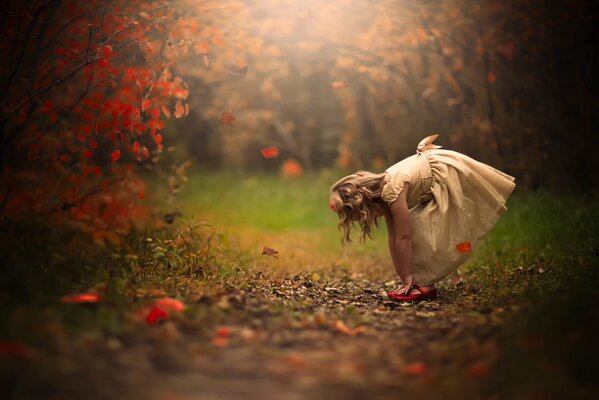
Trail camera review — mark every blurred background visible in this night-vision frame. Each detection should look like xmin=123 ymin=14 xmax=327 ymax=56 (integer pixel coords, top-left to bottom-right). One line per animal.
xmin=168 ymin=0 xmax=597 ymax=191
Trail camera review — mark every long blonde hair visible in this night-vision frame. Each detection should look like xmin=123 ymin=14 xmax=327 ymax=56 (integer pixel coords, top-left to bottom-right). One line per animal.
xmin=330 ymin=171 xmax=388 ymax=244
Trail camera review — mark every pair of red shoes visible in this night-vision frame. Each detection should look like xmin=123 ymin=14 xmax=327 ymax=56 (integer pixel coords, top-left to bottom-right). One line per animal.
xmin=387 ymin=284 xmax=438 ymax=302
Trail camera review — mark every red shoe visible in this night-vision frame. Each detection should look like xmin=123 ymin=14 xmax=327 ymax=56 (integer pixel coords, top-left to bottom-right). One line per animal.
xmin=387 ymin=285 xmax=438 ymax=302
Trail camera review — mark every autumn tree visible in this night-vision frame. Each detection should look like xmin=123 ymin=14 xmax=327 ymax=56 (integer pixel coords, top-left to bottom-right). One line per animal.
xmin=0 ymin=0 xmax=217 ymax=240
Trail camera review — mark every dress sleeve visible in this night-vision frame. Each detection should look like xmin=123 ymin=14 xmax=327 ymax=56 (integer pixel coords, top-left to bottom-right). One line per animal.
xmin=381 ymin=172 xmax=410 ymax=205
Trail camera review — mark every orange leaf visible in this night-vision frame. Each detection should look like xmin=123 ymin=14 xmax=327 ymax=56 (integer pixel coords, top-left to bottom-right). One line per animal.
xmin=221 ymin=111 xmax=235 ymax=125
xmin=330 ymin=81 xmax=349 ymax=89
xmin=111 ymin=149 xmax=121 ymax=163
xmin=332 ymin=320 xmax=353 ymax=335
xmin=161 ymin=105 xmax=171 ymax=119
xmin=404 ymin=362 xmax=427 ymax=376
xmin=281 ymin=158 xmax=303 ymax=177
xmin=60 ymin=292 xmax=101 ymax=303
xmin=262 ymin=246 xmax=279 ymax=258
xmin=153 ymin=297 xmax=185 ymax=312
xmin=456 ymin=241 xmax=472 ymax=253
xmin=174 ymin=101 xmax=185 ymax=118
xmin=260 ymin=146 xmax=279 ymax=158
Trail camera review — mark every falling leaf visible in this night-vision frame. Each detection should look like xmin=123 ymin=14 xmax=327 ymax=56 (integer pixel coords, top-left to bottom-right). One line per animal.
xmin=225 ymin=64 xmax=248 ymax=76
xmin=0 ymin=341 xmax=31 ymax=358
xmin=262 ymin=246 xmax=279 ymax=258
xmin=456 ymin=241 xmax=472 ymax=253
xmin=145 ymin=306 xmax=167 ymax=325
xmin=280 ymin=159 xmax=303 ymax=177
xmin=260 ymin=146 xmax=279 ymax=158
xmin=111 ymin=149 xmax=121 ymax=163
xmin=330 ymin=81 xmax=349 ymax=89
xmin=60 ymin=292 xmax=101 ymax=303
xmin=174 ymin=101 xmax=185 ymax=118
xmin=404 ymin=362 xmax=427 ymax=376
xmin=154 ymin=297 xmax=185 ymax=312
xmin=221 ymin=111 xmax=235 ymax=125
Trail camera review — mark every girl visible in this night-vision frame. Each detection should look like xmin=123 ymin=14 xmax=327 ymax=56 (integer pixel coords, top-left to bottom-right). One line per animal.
xmin=329 ymin=135 xmax=515 ymax=302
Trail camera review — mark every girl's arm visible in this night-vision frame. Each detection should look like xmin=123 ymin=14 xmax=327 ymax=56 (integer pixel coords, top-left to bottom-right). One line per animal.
xmin=384 ymin=183 xmax=414 ymax=295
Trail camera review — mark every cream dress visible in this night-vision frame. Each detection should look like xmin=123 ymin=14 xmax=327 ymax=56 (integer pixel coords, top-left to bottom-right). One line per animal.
xmin=381 ymin=135 xmax=516 ymax=285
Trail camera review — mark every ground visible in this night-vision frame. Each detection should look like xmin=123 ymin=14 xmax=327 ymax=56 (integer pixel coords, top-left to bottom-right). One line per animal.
xmin=1 ymin=174 xmax=598 ymax=399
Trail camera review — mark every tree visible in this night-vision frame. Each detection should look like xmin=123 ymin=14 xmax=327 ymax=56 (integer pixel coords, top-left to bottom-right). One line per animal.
xmin=0 ymin=0 xmax=211 ymax=239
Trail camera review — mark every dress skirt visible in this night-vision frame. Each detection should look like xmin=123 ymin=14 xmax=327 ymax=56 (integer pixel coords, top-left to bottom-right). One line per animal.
xmin=409 ymin=149 xmax=516 ymax=285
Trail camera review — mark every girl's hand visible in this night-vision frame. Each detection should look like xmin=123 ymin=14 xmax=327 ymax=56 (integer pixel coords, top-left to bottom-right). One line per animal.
xmin=389 ymin=276 xmax=414 ymax=295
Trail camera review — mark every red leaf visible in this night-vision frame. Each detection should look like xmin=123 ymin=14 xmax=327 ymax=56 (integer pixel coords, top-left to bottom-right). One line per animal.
xmin=172 ymin=87 xmax=189 ymax=100
xmin=161 ymin=105 xmax=171 ymax=119
xmin=404 ymin=362 xmax=427 ymax=376
xmin=60 ymin=292 xmax=101 ymax=303
xmin=111 ymin=149 xmax=121 ymax=163
xmin=487 ymin=71 xmax=496 ymax=83
xmin=456 ymin=241 xmax=472 ymax=254
xmin=49 ymin=112 xmax=58 ymax=123
xmin=0 ymin=341 xmax=31 ymax=358
xmin=331 ymin=81 xmax=349 ymax=89
xmin=133 ymin=141 xmax=141 ymax=157
xmin=261 ymin=146 xmax=279 ymax=158
xmin=145 ymin=306 xmax=167 ymax=325
xmin=174 ymin=101 xmax=185 ymax=118
xmin=84 ymin=149 xmax=93 ymax=159
xmin=155 ymin=134 xmax=163 ymax=145
xmin=216 ymin=326 xmax=230 ymax=338
xmin=142 ymin=99 xmax=152 ymax=111
xmin=221 ymin=111 xmax=235 ymax=125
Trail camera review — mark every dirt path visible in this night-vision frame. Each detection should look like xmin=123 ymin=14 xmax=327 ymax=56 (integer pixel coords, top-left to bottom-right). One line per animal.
xmin=5 ymin=261 xmax=516 ymax=400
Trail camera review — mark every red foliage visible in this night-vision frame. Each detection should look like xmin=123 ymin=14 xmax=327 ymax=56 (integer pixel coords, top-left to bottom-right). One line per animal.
xmin=0 ymin=0 xmax=205 ymax=236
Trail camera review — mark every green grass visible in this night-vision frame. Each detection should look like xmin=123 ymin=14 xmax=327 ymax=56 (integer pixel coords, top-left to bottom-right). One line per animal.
xmin=180 ymin=171 xmax=599 ymax=268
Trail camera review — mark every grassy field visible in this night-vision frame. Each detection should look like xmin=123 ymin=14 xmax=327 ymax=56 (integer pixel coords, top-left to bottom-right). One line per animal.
xmin=180 ymin=170 xmax=598 ymax=271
